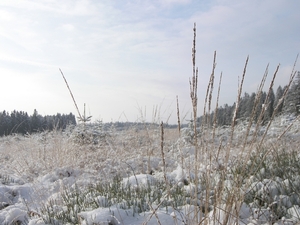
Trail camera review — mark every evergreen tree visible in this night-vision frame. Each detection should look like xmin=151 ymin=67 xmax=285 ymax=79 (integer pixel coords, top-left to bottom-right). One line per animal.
xmin=0 ymin=112 xmax=5 ymax=136
xmin=274 ymin=85 xmax=284 ymax=115
xmin=0 ymin=111 xmax=12 ymax=135
xmin=285 ymin=72 xmax=300 ymax=115
xmin=225 ymin=103 xmax=234 ymax=125
xmin=20 ymin=111 xmax=30 ymax=134
xmin=237 ymin=92 xmax=250 ymax=119
xmin=246 ymin=92 xmax=256 ymax=119
xmin=217 ymin=106 xmax=225 ymax=126
xmin=31 ymin=109 xmax=42 ymax=132
xmin=264 ymin=88 xmax=275 ymax=122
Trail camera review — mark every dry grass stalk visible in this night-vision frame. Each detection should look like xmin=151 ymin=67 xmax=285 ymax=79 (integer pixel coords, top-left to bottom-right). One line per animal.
xmin=199 ymin=52 xmax=219 ymax=220
xmin=176 ymin=95 xmax=186 ymax=174
xmin=214 ymin=72 xmax=223 ymax=161
xmin=176 ymin=95 xmax=181 ymax=136
xmin=212 ymin=72 xmax=222 ymax=142
xmin=202 ymin=51 xmax=217 ymax=130
xmin=59 ymin=68 xmax=83 ymax=121
xmin=160 ymin=122 xmax=170 ymax=197
xmin=189 ymin=23 xmax=201 ymax=224
xmin=227 ymin=56 xmax=249 ymax=151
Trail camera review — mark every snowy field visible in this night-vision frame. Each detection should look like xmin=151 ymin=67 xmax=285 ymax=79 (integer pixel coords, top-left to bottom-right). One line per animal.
xmin=0 ymin=116 xmax=300 ymax=225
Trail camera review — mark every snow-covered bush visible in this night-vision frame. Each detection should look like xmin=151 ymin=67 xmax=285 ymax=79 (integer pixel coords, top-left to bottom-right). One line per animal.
xmin=67 ymin=121 xmax=109 ymax=146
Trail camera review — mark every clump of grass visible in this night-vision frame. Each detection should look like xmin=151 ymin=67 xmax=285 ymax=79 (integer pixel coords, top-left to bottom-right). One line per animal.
xmin=38 ymin=174 xmax=188 ymax=224
xmin=0 ymin=173 xmax=16 ymax=185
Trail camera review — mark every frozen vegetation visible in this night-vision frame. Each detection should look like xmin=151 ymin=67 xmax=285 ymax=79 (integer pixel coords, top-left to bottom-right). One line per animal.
xmin=0 ymin=115 xmax=299 ymax=225
xmin=1 ymin=24 xmax=299 ymax=225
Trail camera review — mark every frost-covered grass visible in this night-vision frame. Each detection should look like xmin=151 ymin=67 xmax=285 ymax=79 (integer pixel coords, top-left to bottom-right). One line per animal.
xmin=0 ymin=118 xmax=300 ymax=225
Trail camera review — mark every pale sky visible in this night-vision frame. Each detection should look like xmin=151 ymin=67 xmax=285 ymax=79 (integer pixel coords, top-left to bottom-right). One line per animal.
xmin=0 ymin=0 xmax=299 ymax=124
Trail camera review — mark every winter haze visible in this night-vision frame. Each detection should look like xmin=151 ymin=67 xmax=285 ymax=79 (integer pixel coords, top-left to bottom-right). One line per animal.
xmin=0 ymin=0 xmax=299 ymax=124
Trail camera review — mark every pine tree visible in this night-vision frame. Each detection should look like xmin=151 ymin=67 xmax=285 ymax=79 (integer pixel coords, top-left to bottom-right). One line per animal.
xmin=31 ymin=109 xmax=42 ymax=132
xmin=246 ymin=92 xmax=256 ymax=119
xmin=217 ymin=106 xmax=225 ymax=126
xmin=285 ymin=72 xmax=300 ymax=115
xmin=274 ymin=85 xmax=284 ymax=115
xmin=237 ymin=92 xmax=250 ymax=119
xmin=0 ymin=111 xmax=12 ymax=135
xmin=264 ymin=88 xmax=275 ymax=122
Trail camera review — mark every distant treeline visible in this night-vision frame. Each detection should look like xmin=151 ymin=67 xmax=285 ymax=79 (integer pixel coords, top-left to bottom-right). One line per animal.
xmin=0 ymin=109 xmax=76 ymax=136
xmin=102 ymin=121 xmax=181 ymax=131
xmin=198 ymin=72 xmax=300 ymax=126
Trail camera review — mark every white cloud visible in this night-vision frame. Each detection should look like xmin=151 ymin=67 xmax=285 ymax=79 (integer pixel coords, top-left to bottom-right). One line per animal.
xmin=60 ymin=24 xmax=76 ymax=32
xmin=0 ymin=0 xmax=98 ymax=16
xmin=159 ymin=0 xmax=191 ymax=7
xmin=0 ymin=9 xmax=14 ymax=21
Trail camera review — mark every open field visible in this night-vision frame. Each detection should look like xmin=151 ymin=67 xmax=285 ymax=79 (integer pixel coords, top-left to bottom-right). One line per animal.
xmin=0 ymin=116 xmax=300 ymax=225
xmin=0 ymin=20 xmax=299 ymax=225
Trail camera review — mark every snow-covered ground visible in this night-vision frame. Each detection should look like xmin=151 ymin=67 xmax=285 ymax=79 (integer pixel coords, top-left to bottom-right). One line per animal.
xmin=0 ymin=116 xmax=300 ymax=225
